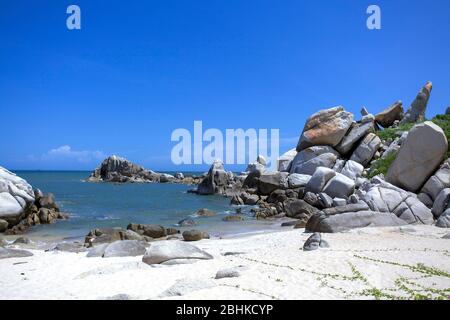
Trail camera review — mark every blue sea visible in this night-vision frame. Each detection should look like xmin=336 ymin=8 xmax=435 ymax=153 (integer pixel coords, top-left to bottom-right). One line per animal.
xmin=14 ymin=171 xmax=281 ymax=241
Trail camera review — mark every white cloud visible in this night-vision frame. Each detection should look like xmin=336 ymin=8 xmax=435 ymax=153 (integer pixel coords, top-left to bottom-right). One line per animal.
xmin=39 ymin=145 xmax=105 ymax=163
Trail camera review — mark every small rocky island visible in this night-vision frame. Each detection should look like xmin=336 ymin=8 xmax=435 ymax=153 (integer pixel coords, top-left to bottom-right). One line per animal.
xmin=87 ymin=155 xmax=201 ymax=184
xmin=0 ymin=167 xmax=67 ymax=235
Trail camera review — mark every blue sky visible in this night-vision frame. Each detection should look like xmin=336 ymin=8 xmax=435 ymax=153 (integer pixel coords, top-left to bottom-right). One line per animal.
xmin=1 ymin=0 xmax=449 ymax=171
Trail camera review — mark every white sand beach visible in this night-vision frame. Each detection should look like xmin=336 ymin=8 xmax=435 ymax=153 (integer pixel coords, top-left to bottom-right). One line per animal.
xmin=1 ymin=225 xmax=449 ymax=300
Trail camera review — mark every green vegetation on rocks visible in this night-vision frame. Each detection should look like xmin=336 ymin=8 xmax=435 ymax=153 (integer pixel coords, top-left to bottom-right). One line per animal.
xmin=368 ymin=152 xmax=398 ymax=178
xmin=431 ymin=114 xmax=450 ymax=159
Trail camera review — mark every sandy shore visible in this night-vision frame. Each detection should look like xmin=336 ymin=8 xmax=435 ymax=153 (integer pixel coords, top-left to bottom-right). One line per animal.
xmin=1 ymin=225 xmax=449 ymax=300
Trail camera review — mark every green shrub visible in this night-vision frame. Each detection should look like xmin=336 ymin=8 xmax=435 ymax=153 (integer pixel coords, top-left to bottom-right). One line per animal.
xmin=376 ymin=123 xmax=416 ymax=141
xmin=431 ymin=114 xmax=450 ymax=159
xmin=367 ymin=152 xmax=397 ymax=178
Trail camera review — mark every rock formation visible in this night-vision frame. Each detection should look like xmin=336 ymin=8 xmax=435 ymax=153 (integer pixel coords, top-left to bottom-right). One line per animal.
xmin=0 ymin=167 xmax=67 ymax=234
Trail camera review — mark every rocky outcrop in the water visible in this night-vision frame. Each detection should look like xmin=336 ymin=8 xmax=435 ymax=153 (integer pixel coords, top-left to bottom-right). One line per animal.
xmin=0 ymin=166 xmax=67 ymax=234
xmin=400 ymin=81 xmax=432 ymax=124
xmin=196 ymin=159 xmax=236 ymax=195
xmin=88 ymin=155 xmax=201 ymax=184
xmin=88 ymin=155 xmax=160 ymax=183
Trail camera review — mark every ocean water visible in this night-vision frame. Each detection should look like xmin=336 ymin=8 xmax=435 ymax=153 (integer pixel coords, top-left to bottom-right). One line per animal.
xmin=14 ymin=171 xmax=281 ymax=241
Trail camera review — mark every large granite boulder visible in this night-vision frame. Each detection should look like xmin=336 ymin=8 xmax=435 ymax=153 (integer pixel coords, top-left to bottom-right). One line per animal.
xmin=296 ymin=106 xmax=354 ymax=151
xmin=288 ymin=173 xmax=311 ymax=188
xmin=102 ymin=240 xmax=148 ymax=258
xmin=257 ymin=172 xmax=289 ymax=195
xmin=386 ymin=121 xmax=448 ymax=192
xmin=306 ymin=210 xmax=406 ymax=233
xmin=340 ymin=160 xmax=364 ymax=180
xmin=0 ymin=167 xmax=35 ymax=226
xmin=400 ymin=82 xmax=432 ymax=124
xmin=284 ymin=199 xmax=319 ymax=221
xmin=360 ymin=179 xmax=434 ymax=224
xmin=88 ymin=155 xmax=159 ymax=183
xmin=142 ymin=241 xmax=213 ymax=265
xmin=336 ymin=117 xmax=374 ymax=155
xmin=290 ymin=146 xmax=339 ymax=175
xmin=418 ymin=160 xmax=450 ymax=207
xmin=375 ymin=101 xmax=404 ymax=128
xmin=197 ymin=159 xmax=231 ymax=195
xmin=0 ymin=247 xmax=34 ymax=259
xmin=431 ymin=188 xmax=450 ymax=219
xmin=350 ymin=133 xmax=382 ymax=167
xmin=305 ymin=167 xmax=336 ymax=194
xmin=436 ymin=209 xmax=450 ymax=228
xmin=322 ymin=173 xmax=355 ymax=199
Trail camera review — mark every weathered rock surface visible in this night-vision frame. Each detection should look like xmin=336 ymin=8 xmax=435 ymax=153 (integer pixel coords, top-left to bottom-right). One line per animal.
xmin=375 ymin=101 xmax=404 ymax=128
xmin=0 ymin=247 xmax=33 ymax=259
xmin=303 ymin=233 xmax=329 ymax=251
xmin=182 ymin=230 xmax=209 ymax=241
xmin=197 ymin=159 xmax=232 ymax=195
xmin=400 ymin=82 xmax=432 ymax=124
xmin=431 ymin=188 xmax=450 ymax=218
xmin=142 ymin=241 xmax=213 ymax=265
xmin=215 ymin=267 xmax=242 ymax=279
xmin=288 ymin=174 xmax=311 ymax=188
xmin=290 ymin=146 xmax=339 ymax=175
xmin=102 ymin=240 xmax=148 ymax=258
xmin=350 ymin=133 xmax=382 ymax=166
xmin=340 ymin=160 xmax=364 ymax=180
xmin=306 ymin=210 xmax=407 ymax=233
xmin=322 ymin=173 xmax=356 ymax=199
xmin=336 ymin=118 xmax=374 ymax=155
xmin=88 ymin=155 xmax=160 ymax=183
xmin=418 ymin=160 xmax=450 ymax=206
xmin=305 ymin=167 xmax=336 ymax=194
xmin=284 ymin=199 xmax=319 ymax=221
xmin=386 ymin=121 xmax=448 ymax=192
xmin=0 ymin=167 xmax=35 ymax=225
xmin=361 ymin=179 xmax=434 ymax=224
xmin=257 ymin=172 xmax=288 ymax=195
xmin=296 ymin=106 xmax=354 ymax=151
xmin=436 ymin=210 xmax=450 ymax=228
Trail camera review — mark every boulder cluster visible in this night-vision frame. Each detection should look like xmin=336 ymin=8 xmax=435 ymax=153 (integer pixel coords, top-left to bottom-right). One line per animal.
xmin=87 ymin=155 xmax=201 ymax=184
xmin=0 ymin=167 xmax=67 ymax=235
xmin=194 ymin=82 xmax=450 ymax=232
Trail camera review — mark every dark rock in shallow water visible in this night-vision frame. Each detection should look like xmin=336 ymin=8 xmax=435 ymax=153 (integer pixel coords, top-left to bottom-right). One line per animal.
xmin=87 ymin=155 xmax=160 ymax=183
xmin=222 ymin=215 xmax=243 ymax=222
xmin=178 ymin=218 xmax=196 ymax=227
xmin=195 ymin=208 xmax=215 ymax=217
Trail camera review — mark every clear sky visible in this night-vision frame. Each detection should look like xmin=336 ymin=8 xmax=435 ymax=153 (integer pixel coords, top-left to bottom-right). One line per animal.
xmin=1 ymin=0 xmax=449 ymax=171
